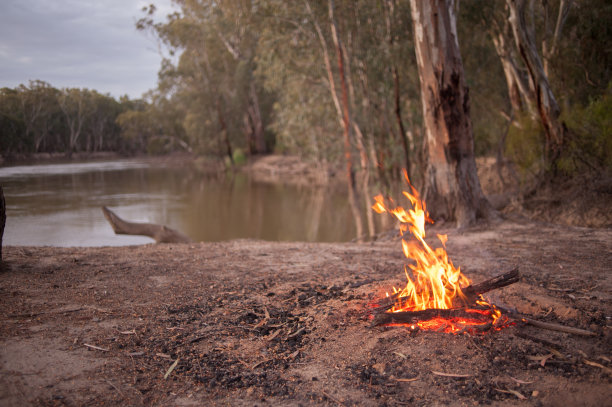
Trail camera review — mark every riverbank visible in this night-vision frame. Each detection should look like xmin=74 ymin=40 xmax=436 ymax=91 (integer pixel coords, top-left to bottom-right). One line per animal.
xmin=3 ymin=152 xmax=610 ymax=228
xmin=1 ymin=220 xmax=610 ymax=406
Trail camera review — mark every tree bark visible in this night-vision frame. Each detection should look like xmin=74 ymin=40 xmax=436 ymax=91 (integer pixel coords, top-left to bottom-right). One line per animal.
xmin=0 ymin=186 xmax=5 ymax=262
xmin=216 ymin=98 xmax=234 ymax=165
xmin=409 ymin=0 xmax=495 ymax=226
xmin=506 ymin=0 xmax=565 ymax=167
xmin=102 ymin=207 xmax=192 ymax=244
xmin=490 ymin=24 xmax=536 ymax=118
xmin=328 ymin=0 xmax=364 ymax=241
xmin=248 ymin=81 xmax=267 ymax=154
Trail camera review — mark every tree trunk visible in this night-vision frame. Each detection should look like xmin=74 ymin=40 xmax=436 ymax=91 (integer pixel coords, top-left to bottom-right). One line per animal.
xmin=506 ymin=0 xmax=565 ymax=167
xmin=329 ymin=0 xmax=364 ymax=241
xmin=491 ymin=27 xmax=536 ymax=118
xmin=217 ymin=98 xmax=234 ymax=165
xmin=248 ymin=81 xmax=267 ymax=154
xmin=409 ymin=0 xmax=495 ymax=227
xmin=0 ymin=186 xmax=5 ymax=262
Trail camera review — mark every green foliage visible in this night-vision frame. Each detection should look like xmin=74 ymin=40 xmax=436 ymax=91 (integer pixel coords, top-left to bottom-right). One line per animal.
xmin=505 ymin=114 xmax=545 ymax=177
xmin=232 ymin=148 xmax=247 ymax=166
xmin=559 ymin=87 xmax=612 ymax=173
xmin=0 ymin=82 xmax=137 ymax=156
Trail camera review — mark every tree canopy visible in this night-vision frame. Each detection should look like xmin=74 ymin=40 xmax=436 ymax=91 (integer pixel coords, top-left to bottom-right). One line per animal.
xmin=1 ymin=0 xmax=609 ymax=183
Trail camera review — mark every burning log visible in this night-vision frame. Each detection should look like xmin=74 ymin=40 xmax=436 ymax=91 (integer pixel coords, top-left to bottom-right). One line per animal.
xmin=370 ymin=176 xmax=520 ymax=333
xmin=102 ymin=206 xmax=193 ymax=244
xmin=372 ymin=307 xmax=493 ymax=327
xmin=372 ymin=268 xmax=519 ymax=314
xmin=371 ymin=268 xmax=520 ymax=329
xmin=460 ymin=267 xmax=519 ymax=305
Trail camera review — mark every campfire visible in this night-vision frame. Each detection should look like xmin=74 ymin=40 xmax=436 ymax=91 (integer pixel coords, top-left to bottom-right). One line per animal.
xmin=370 ymin=171 xmax=518 ymax=334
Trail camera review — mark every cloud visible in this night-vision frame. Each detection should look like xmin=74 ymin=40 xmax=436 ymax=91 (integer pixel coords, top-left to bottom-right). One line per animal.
xmin=0 ymin=0 xmax=176 ymax=98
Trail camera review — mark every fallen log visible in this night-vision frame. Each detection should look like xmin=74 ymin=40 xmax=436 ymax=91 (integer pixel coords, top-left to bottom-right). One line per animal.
xmin=102 ymin=206 xmax=193 ymax=244
xmin=371 ymin=268 xmax=519 ymax=313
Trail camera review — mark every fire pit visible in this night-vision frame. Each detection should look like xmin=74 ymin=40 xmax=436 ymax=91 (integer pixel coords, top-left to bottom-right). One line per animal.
xmin=370 ymin=172 xmax=519 ymax=334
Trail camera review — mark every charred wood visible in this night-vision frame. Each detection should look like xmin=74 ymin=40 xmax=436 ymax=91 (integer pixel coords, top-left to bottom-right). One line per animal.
xmin=372 ymin=307 xmax=493 ymax=327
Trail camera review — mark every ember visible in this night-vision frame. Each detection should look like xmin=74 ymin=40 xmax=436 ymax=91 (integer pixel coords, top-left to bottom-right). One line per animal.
xmin=371 ymin=171 xmax=517 ymax=333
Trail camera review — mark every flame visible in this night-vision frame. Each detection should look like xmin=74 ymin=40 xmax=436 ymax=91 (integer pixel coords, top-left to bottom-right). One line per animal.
xmin=372 ymin=170 xmax=503 ymax=332
xmin=373 ymin=170 xmax=470 ymax=313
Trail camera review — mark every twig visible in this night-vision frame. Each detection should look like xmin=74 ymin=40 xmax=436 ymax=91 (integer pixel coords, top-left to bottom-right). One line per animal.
xmin=106 ymin=380 xmax=125 ymax=397
xmin=394 ymin=377 xmax=419 ymax=382
xmin=509 ymin=376 xmax=534 ymax=385
xmin=431 ymin=371 xmax=472 ymax=378
xmin=519 ymin=317 xmax=597 ymax=337
xmin=494 ymin=387 xmax=527 ymax=400
xmin=84 ymin=343 xmax=109 ymax=352
xmin=164 ymin=358 xmax=180 ymax=379
xmin=322 ymin=390 xmax=344 ymax=406
xmin=583 ymin=359 xmax=612 ymax=375
xmin=287 ymin=327 xmax=306 ymax=339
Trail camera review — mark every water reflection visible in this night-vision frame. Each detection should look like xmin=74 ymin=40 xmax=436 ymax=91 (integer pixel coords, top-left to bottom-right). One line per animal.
xmin=0 ymin=160 xmax=361 ymax=246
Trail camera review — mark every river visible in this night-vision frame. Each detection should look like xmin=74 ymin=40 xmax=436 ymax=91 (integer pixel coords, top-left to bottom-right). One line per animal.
xmin=0 ymin=159 xmax=364 ymax=246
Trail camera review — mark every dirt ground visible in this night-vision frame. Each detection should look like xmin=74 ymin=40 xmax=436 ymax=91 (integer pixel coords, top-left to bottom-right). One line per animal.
xmin=1 ymin=218 xmax=611 ymax=406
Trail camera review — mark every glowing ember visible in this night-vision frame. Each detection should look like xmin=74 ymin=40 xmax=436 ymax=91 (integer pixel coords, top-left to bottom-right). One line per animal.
xmin=372 ymin=170 xmax=503 ymax=333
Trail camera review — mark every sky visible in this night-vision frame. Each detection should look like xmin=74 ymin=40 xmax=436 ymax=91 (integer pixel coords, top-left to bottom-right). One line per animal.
xmin=0 ymin=0 xmax=177 ymax=99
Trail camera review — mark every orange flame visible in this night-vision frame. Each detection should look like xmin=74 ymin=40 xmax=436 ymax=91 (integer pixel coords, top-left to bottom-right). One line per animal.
xmin=373 ymin=170 xmax=471 ymax=313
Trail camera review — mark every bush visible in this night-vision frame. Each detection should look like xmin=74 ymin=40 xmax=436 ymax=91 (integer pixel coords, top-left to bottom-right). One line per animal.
xmin=560 ymin=87 xmax=612 ymax=174
xmin=505 ymin=113 xmax=544 ymax=178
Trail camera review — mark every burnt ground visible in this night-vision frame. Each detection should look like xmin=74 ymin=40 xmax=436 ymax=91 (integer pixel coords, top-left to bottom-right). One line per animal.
xmin=0 ymin=220 xmax=610 ymax=406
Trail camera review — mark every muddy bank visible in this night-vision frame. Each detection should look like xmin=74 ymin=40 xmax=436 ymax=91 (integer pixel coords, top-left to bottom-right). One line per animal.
xmin=1 ymin=220 xmax=610 ymax=406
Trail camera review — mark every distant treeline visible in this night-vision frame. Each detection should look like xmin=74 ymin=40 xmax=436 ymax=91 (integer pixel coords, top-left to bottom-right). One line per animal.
xmin=0 ymin=81 xmax=185 ymax=157
xmin=1 ymin=0 xmax=610 ymax=180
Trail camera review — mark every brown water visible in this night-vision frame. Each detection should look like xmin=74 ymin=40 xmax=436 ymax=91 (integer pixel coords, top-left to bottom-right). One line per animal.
xmin=0 ymin=159 xmax=365 ymax=246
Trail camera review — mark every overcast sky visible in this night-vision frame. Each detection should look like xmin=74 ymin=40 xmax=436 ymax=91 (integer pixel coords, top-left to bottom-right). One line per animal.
xmin=0 ymin=0 xmax=177 ymax=99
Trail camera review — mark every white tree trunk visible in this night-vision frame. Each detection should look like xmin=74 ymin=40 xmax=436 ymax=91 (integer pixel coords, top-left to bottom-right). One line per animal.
xmin=410 ymin=0 xmax=495 ymax=226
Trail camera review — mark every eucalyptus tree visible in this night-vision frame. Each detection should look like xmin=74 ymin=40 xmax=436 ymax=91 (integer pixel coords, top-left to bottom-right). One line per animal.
xmin=409 ymin=0 xmax=496 ymax=226
xmin=137 ymin=0 xmax=272 ymax=158
xmin=57 ymin=88 xmax=93 ymax=156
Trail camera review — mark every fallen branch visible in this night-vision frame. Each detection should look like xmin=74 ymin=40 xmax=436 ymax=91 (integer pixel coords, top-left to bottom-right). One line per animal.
xmin=102 ymin=206 xmax=192 ymax=244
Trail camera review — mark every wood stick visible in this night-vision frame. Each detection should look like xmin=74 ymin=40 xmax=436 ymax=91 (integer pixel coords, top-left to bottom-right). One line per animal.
xmin=84 ymin=343 xmax=110 ymax=352
xmin=372 ymin=308 xmax=493 ymax=326
xmin=102 ymin=206 xmax=192 ymax=244
xmin=461 ymin=267 xmax=520 ymax=303
xmin=519 ymin=317 xmax=597 ymax=337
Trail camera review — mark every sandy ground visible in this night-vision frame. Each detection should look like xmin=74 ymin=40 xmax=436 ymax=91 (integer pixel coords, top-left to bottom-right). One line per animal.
xmin=1 ymin=219 xmax=611 ymax=406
